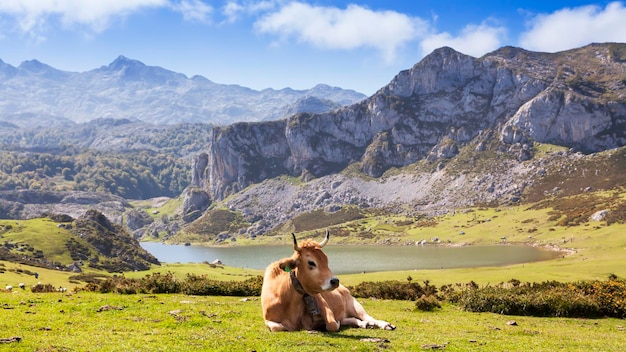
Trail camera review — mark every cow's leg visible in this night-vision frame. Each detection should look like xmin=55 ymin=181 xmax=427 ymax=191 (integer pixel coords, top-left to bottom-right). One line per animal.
xmin=265 ymin=320 xmax=289 ymax=332
xmin=340 ymin=317 xmax=369 ymax=328
xmin=346 ymin=297 xmax=396 ymax=330
xmin=319 ymin=299 xmax=340 ymax=332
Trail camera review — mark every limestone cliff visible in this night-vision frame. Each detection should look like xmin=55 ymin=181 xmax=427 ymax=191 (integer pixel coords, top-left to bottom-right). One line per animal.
xmin=197 ymin=43 xmax=626 ymax=204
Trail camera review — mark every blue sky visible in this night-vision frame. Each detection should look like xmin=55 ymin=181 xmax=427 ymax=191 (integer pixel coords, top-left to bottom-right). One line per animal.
xmin=0 ymin=1 xmax=625 ymax=95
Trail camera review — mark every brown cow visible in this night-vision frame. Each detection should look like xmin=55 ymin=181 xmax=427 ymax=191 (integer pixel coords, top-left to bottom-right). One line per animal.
xmin=261 ymin=230 xmax=396 ymax=332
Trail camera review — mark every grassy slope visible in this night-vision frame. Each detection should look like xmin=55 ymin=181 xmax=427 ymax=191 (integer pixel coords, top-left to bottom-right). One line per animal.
xmin=0 ymin=292 xmax=625 ymax=351
xmin=1 ymin=194 xmax=625 ymax=351
xmin=3 ymin=189 xmax=625 ymax=289
xmin=1 ymin=218 xmax=76 ymax=264
xmin=340 ymin=206 xmax=626 ymax=286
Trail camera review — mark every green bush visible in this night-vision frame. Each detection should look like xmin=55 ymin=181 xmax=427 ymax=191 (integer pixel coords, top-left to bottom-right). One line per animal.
xmin=350 ymin=279 xmax=438 ymax=300
xmin=87 ymin=272 xmax=262 ymax=296
xmin=31 ymin=283 xmax=57 ymax=293
xmin=182 ymin=274 xmax=262 ymax=296
xmin=447 ymin=278 xmax=626 ymax=318
xmin=415 ymin=294 xmax=441 ymax=311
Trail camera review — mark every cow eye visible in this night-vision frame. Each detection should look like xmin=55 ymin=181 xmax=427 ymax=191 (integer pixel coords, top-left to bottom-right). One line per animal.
xmin=307 ymin=260 xmax=317 ymax=268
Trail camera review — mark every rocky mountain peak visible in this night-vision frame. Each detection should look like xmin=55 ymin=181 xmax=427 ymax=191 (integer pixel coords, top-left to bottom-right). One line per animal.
xmin=19 ymin=59 xmax=50 ymax=72
xmin=108 ymin=55 xmax=145 ymax=70
xmin=0 ymin=59 xmax=17 ymax=77
xmin=195 ymin=43 xmax=626 ymax=207
xmin=17 ymin=59 xmax=69 ymax=80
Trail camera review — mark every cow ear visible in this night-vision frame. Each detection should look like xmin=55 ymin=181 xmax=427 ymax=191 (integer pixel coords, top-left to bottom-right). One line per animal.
xmin=279 ymin=258 xmax=298 ymax=272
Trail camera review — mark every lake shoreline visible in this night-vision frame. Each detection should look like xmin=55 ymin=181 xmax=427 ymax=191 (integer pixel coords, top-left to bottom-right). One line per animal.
xmin=140 ymin=241 xmax=564 ymax=274
xmin=143 ymin=238 xmax=575 ymax=257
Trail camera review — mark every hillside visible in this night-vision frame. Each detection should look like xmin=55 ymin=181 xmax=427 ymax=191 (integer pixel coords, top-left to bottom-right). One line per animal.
xmin=185 ymin=43 xmax=626 ymax=238
xmin=0 ymin=210 xmax=158 ymax=275
xmin=0 ymin=43 xmax=625 ymax=248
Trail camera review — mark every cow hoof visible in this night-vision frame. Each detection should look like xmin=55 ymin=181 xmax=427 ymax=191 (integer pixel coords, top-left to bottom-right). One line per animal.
xmin=384 ymin=324 xmax=396 ymax=330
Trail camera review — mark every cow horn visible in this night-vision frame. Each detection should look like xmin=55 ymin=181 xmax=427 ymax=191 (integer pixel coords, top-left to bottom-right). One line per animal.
xmin=319 ymin=229 xmax=330 ymax=248
xmin=292 ymin=233 xmax=301 ymax=252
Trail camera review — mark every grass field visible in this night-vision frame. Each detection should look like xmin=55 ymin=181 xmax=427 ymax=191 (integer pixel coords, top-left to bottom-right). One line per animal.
xmin=2 ymin=190 xmax=625 ymax=351
xmin=1 ymin=291 xmax=625 ymax=351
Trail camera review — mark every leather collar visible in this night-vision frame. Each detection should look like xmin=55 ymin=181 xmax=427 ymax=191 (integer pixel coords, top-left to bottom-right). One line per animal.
xmin=290 ymin=270 xmax=321 ymax=318
xmin=290 ymin=270 xmax=307 ymax=295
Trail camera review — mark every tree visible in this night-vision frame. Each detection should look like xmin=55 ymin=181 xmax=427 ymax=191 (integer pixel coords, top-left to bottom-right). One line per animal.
xmin=62 ymin=167 xmax=73 ymax=181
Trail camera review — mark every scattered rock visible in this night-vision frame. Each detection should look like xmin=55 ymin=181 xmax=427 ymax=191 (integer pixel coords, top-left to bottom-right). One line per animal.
xmin=360 ymin=337 xmax=390 ymax=343
xmin=199 ymin=311 xmax=217 ymax=318
xmin=421 ymin=342 xmax=448 ymax=349
xmin=507 ymin=320 xmax=518 ymax=326
xmin=0 ymin=337 xmax=22 ymax=344
xmin=590 ymin=209 xmax=609 ymax=221
xmin=97 ymin=305 xmax=124 ymax=312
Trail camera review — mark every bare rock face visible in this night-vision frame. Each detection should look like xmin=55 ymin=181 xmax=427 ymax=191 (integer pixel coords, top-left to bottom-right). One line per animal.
xmin=126 ymin=209 xmax=154 ymax=231
xmin=0 ymin=190 xmax=131 ymax=222
xmin=194 ymin=44 xmax=626 ymax=205
xmin=181 ymin=187 xmax=211 ymax=223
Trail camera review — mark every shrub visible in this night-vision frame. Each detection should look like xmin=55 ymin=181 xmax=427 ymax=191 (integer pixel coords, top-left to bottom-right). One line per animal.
xmin=350 ymin=280 xmax=438 ymax=301
xmin=415 ymin=295 xmax=441 ymax=311
xmin=31 ymin=283 xmax=57 ymax=293
xmin=446 ymin=278 xmax=626 ymax=318
xmin=86 ymin=272 xmax=263 ymax=296
xmin=182 ymin=274 xmax=262 ymax=296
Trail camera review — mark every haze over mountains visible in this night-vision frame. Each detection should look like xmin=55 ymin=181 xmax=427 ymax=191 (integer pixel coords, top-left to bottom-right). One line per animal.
xmin=0 ymin=55 xmax=366 ymax=127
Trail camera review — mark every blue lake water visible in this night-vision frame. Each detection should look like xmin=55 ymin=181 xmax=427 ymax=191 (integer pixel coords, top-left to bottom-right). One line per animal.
xmin=140 ymin=242 xmax=561 ymax=275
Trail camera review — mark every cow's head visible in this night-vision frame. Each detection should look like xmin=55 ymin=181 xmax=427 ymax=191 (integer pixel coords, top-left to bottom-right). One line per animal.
xmin=279 ymin=229 xmax=340 ymax=295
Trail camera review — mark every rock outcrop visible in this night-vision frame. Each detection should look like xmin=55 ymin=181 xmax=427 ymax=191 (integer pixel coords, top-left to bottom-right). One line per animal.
xmin=196 ymin=44 xmax=626 ymax=203
xmin=72 ymin=210 xmax=160 ymax=271
xmin=0 ymin=190 xmax=131 ymax=222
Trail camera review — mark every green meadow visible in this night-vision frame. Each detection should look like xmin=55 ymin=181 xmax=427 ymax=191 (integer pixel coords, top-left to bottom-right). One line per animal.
xmin=1 ymin=291 xmax=625 ymax=351
xmin=1 ymin=190 xmax=625 ymax=351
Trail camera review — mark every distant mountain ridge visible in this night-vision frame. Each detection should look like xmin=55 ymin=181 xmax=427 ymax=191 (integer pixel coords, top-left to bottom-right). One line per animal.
xmin=0 ymin=55 xmax=366 ymax=126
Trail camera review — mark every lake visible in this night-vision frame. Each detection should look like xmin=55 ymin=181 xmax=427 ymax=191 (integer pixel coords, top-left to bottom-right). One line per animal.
xmin=140 ymin=242 xmax=561 ymax=275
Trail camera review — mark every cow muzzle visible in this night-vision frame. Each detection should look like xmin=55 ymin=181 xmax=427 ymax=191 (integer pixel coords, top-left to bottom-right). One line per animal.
xmin=323 ymin=277 xmax=340 ymax=291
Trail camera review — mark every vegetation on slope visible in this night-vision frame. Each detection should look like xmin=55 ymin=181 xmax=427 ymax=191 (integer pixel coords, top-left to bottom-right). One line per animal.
xmin=0 ymin=149 xmax=190 ymax=199
xmin=1 ymin=210 xmax=159 ymax=275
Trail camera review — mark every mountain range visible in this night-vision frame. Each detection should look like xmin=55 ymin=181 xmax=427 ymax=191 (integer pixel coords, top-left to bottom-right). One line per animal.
xmin=0 ymin=56 xmax=366 ymax=127
xmin=0 ymin=43 xmax=625 ymax=241
xmin=197 ymin=43 xmax=626 ymax=199
xmin=184 ymin=43 xmax=626 ymax=236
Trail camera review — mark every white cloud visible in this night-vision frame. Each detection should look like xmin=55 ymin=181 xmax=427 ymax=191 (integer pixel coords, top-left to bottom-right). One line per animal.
xmin=171 ymin=0 xmax=213 ymax=23
xmin=420 ymin=22 xmax=506 ymax=57
xmin=0 ymin=0 xmax=168 ymax=33
xmin=223 ymin=2 xmax=245 ymax=23
xmin=222 ymin=0 xmax=277 ymax=24
xmin=254 ymin=2 xmax=427 ymax=63
xmin=519 ymin=1 xmax=626 ymax=52
xmin=0 ymin=0 xmax=212 ymax=39
xmin=223 ymin=0 xmax=281 ymax=23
